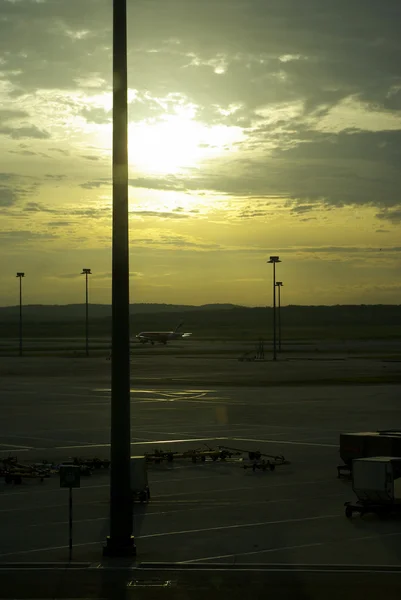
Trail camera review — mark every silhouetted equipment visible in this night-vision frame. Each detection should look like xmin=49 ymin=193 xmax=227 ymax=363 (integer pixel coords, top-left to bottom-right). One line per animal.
xmin=144 ymin=445 xmax=241 ymax=464
xmin=338 ymin=430 xmax=401 ymax=477
xmin=255 ymin=338 xmax=265 ymax=360
xmin=344 ymin=456 xmax=401 ymax=518
xmin=238 ymin=339 xmax=265 ymax=361
xmin=130 ymin=456 xmax=150 ymax=503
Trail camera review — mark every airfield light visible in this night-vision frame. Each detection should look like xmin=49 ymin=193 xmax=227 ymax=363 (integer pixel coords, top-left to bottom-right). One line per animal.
xmin=103 ymin=0 xmax=135 ymax=557
xmin=81 ymin=269 xmax=92 ymax=357
xmin=16 ymin=273 xmax=25 ymax=357
xmin=276 ymin=282 xmax=284 ymax=352
xmin=267 ymin=257 xmax=281 ymax=361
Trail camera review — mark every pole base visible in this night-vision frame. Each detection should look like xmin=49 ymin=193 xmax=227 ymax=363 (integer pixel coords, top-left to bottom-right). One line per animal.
xmin=103 ymin=536 xmax=136 ymax=557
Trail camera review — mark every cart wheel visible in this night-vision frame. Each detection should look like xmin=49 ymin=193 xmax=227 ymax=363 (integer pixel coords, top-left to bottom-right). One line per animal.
xmin=345 ymin=506 xmax=353 ymax=519
xmin=201 ymin=456 xmax=206 ymax=462
xmin=4 ymin=474 xmax=12 ymax=484
xmin=269 ymin=464 xmax=276 ymax=472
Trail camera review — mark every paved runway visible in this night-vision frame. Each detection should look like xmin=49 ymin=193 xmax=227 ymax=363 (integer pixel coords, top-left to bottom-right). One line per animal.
xmin=1 ymin=376 xmax=401 ymax=566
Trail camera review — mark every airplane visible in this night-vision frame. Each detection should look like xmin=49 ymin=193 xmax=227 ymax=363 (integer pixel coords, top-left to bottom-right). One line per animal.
xmin=136 ymin=322 xmax=192 ymax=345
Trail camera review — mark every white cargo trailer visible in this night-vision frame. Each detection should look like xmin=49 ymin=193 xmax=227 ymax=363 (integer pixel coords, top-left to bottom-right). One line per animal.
xmin=344 ymin=456 xmax=401 ymax=518
xmin=130 ymin=456 xmax=150 ymax=503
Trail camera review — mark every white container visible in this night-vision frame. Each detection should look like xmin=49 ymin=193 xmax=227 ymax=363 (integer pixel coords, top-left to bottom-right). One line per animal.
xmin=352 ymin=456 xmax=401 ymax=504
xmin=130 ymin=456 xmax=148 ymax=494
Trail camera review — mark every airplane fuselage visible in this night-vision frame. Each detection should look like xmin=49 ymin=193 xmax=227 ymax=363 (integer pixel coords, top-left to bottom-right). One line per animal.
xmin=136 ymin=331 xmax=192 ymax=345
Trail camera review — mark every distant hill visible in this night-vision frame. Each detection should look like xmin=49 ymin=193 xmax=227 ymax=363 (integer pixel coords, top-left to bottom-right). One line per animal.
xmin=0 ymin=303 xmax=242 ymax=321
xmin=0 ymin=304 xmax=401 ymax=340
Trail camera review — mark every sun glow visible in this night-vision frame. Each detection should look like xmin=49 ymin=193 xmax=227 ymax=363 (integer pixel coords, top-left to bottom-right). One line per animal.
xmin=128 ymin=111 xmax=243 ymax=175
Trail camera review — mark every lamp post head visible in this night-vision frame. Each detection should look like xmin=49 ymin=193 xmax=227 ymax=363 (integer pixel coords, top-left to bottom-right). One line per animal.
xmin=16 ymin=272 xmax=25 ymax=278
xmin=267 ymin=256 xmax=281 ymax=263
xmin=276 ymin=281 xmax=283 ymax=287
xmin=81 ymin=268 xmax=92 ymax=275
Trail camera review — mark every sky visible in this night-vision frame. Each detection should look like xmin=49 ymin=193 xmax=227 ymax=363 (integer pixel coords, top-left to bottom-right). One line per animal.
xmin=1 ymin=0 xmax=401 ymax=307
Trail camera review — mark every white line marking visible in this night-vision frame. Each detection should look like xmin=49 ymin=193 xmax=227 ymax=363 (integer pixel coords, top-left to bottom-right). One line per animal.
xmin=138 ymin=514 xmax=341 ymax=540
xmin=0 ymin=514 xmax=341 ymax=558
xmin=231 ymin=437 xmax=337 ymax=448
xmin=181 ymin=541 xmax=324 ymax=563
xmin=0 ymin=444 xmax=34 ymax=449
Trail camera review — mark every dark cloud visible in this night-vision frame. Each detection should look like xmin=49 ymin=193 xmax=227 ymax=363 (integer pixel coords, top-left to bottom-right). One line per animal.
xmin=79 ymin=179 xmax=109 ymax=189
xmin=129 ymin=177 xmax=186 ymax=191
xmin=81 ymin=155 xmax=100 ymax=161
xmin=9 ymin=149 xmax=37 ymax=156
xmin=80 ymin=106 xmax=111 ymax=124
xmin=0 ymin=187 xmax=18 ymax=207
xmin=131 ymin=210 xmax=190 ymax=219
xmin=48 ymin=148 xmax=70 ymax=156
xmin=376 ymin=208 xmax=401 ymax=223
xmin=45 ymin=174 xmax=67 ymax=180
xmin=0 ymin=125 xmax=50 ymax=139
xmin=0 ymin=230 xmax=56 ymax=242
xmin=0 ymin=109 xmax=29 ymax=122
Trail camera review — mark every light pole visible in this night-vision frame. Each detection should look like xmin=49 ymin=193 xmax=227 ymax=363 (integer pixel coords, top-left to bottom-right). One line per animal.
xmin=267 ymin=257 xmax=281 ymax=360
xmin=276 ymin=281 xmax=283 ymax=352
xmin=81 ymin=269 xmax=91 ymax=357
xmin=16 ymin=273 xmax=25 ymax=357
xmin=103 ymin=0 xmax=135 ymax=556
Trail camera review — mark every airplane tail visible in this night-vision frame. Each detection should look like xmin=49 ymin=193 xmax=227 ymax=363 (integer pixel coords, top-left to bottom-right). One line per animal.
xmin=174 ymin=321 xmax=184 ymax=333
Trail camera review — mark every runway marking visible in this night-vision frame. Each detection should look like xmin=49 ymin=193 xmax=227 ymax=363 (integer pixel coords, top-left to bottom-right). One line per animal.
xmin=181 ymin=541 xmax=325 ymax=563
xmin=0 ymin=443 xmax=34 ymax=450
xmin=181 ymin=527 xmax=401 ymax=564
xmin=51 ymin=437 xmax=229 ymax=451
xmin=137 ymin=513 xmax=341 ymax=540
xmin=0 ymin=476 xmax=336 ymax=506
xmin=25 ymin=492 xmax=347 ymax=530
xmin=0 ymin=514 xmax=341 ymax=558
xmin=231 ymin=437 xmax=337 ymax=448
xmin=0 ymin=541 xmax=101 ymax=559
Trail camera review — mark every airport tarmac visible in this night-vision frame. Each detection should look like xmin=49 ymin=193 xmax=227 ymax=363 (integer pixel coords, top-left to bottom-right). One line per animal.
xmin=1 ymin=363 xmax=401 ymax=568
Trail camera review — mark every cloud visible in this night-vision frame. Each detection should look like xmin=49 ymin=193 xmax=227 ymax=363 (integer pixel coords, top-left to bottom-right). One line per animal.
xmin=79 ymin=179 xmax=109 ymax=189
xmin=131 ymin=210 xmax=191 ymax=219
xmin=0 ymin=187 xmax=18 ymax=207
xmin=81 ymin=155 xmax=100 ymax=161
xmin=128 ymin=177 xmax=186 ymax=192
xmin=48 ymin=148 xmax=70 ymax=156
xmin=0 ymin=109 xmax=29 ymax=122
xmin=0 ymin=125 xmax=50 ymax=139
xmin=0 ymin=230 xmax=56 ymax=243
xmin=376 ymin=208 xmax=401 ymax=223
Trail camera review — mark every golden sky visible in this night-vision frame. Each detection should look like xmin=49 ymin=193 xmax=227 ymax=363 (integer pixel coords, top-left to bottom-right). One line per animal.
xmin=1 ymin=0 xmax=401 ymax=306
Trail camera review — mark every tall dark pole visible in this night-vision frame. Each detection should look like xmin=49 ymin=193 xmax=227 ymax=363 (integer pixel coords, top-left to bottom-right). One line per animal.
xmin=81 ymin=269 xmax=91 ymax=357
xmin=273 ymin=261 xmax=276 ymax=360
xmin=267 ymin=257 xmax=280 ymax=361
xmin=16 ymin=273 xmax=24 ymax=357
xmin=276 ymin=282 xmax=283 ymax=352
xmin=86 ymin=273 xmax=88 ymax=356
xmin=104 ymin=0 xmax=135 ymax=556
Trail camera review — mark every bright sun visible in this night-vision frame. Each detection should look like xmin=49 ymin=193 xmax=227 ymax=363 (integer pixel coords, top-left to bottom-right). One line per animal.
xmin=128 ymin=110 xmax=243 ymax=175
xmin=89 ymin=100 xmax=244 ymax=175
